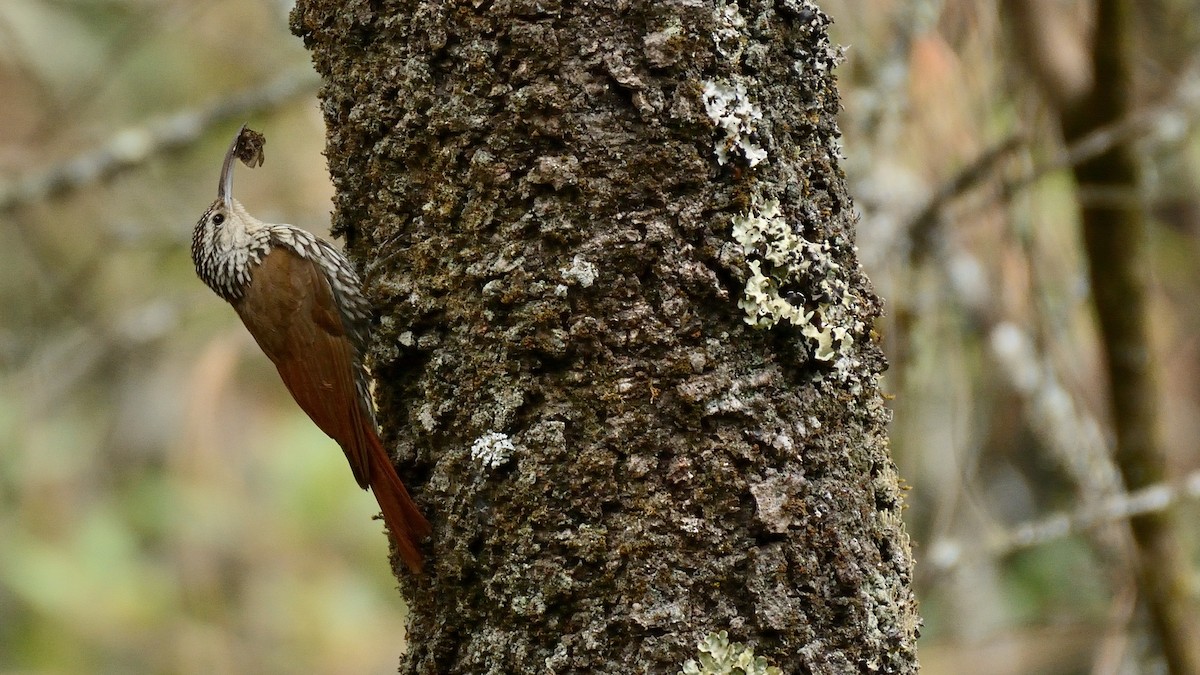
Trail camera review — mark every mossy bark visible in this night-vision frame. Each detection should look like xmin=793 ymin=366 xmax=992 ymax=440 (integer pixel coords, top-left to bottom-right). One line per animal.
xmin=292 ymin=1 xmax=918 ymax=673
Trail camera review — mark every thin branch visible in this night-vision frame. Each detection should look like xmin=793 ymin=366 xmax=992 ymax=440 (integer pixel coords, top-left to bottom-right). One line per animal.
xmin=926 ymin=469 xmax=1200 ymax=575
xmin=902 ymin=60 xmax=1200 ymax=256
xmin=0 ymin=68 xmax=320 ymax=214
xmin=906 ymin=134 xmax=1025 ymax=264
xmin=1003 ymin=60 xmax=1200 ymax=199
xmin=1060 ymin=2 xmax=1200 ymax=670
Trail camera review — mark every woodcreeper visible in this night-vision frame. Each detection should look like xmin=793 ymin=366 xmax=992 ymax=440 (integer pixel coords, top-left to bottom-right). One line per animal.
xmin=191 ymin=125 xmax=430 ymax=572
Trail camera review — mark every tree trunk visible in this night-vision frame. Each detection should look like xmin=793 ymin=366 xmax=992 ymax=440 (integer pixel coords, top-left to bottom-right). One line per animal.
xmin=1056 ymin=2 xmax=1200 ymax=671
xmin=291 ymin=1 xmax=918 ymax=673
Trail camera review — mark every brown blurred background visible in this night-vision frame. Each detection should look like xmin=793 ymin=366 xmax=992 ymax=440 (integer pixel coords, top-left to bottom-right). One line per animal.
xmin=1 ymin=1 xmax=1198 ymax=673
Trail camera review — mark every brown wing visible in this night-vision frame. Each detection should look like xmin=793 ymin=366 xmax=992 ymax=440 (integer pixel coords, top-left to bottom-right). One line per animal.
xmin=232 ymin=247 xmax=431 ymax=571
xmin=232 ymin=247 xmax=372 ymax=488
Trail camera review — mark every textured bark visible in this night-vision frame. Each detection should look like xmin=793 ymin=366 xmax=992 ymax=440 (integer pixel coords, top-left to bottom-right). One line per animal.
xmin=292 ymin=1 xmax=918 ymax=673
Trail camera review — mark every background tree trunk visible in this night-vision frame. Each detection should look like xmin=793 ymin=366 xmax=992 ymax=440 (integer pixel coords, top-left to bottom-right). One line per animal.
xmin=1005 ymin=1 xmax=1200 ymax=671
xmin=292 ymin=1 xmax=919 ymax=672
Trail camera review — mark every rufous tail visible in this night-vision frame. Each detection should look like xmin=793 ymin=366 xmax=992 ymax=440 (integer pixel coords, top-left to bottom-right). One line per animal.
xmin=365 ymin=434 xmax=432 ymax=573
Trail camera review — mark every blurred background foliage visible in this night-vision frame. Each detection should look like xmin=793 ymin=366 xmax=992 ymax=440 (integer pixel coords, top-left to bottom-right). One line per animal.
xmin=1 ymin=2 xmax=408 ymax=674
xmin=1 ymin=1 xmax=1198 ymax=673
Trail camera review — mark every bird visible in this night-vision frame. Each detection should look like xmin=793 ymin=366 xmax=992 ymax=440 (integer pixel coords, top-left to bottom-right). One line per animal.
xmin=190 ymin=125 xmax=430 ymax=572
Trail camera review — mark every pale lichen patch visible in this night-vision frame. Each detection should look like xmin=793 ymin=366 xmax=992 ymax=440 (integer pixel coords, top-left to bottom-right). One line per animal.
xmin=712 ymin=2 xmax=747 ymax=60
xmin=731 ymin=197 xmax=859 ymax=363
xmin=561 ymin=254 xmax=598 ymax=288
xmin=680 ymin=631 xmax=782 ymax=675
xmin=702 ymin=81 xmax=768 ymax=167
xmin=471 ymin=431 xmax=515 ymax=470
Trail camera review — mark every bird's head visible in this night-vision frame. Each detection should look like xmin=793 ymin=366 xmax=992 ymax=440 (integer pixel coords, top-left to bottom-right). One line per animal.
xmin=191 ymin=125 xmax=268 ymax=299
xmin=197 ymin=124 xmax=266 ymax=237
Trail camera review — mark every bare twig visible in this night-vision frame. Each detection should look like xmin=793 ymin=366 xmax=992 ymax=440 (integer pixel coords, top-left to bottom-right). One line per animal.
xmin=906 ymin=134 xmax=1025 ymax=264
xmin=0 ymin=68 xmax=320 ymax=214
xmin=1003 ymin=60 xmax=1200 ymax=199
xmin=903 ymin=60 xmax=1200 ymax=255
xmin=927 ymin=469 xmax=1200 ymax=575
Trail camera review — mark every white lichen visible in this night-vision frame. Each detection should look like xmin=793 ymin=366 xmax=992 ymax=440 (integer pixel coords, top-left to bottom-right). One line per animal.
xmin=560 ymin=254 xmax=598 ymax=288
xmin=418 ymin=403 xmax=437 ymax=432
xmin=713 ymin=2 xmax=747 ymax=60
xmin=702 ymin=81 xmax=767 ymax=167
xmin=470 ymin=431 xmax=515 ymax=469
xmin=732 ymin=198 xmax=810 ymax=270
xmin=680 ymin=631 xmax=782 ymax=675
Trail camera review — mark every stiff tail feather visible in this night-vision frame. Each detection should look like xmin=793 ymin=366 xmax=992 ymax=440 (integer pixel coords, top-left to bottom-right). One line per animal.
xmin=365 ymin=434 xmax=432 ymax=573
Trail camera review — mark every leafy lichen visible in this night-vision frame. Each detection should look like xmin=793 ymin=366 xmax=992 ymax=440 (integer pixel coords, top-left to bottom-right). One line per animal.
xmin=470 ymin=431 xmax=515 ymax=470
xmin=731 ymin=196 xmax=859 ymax=363
xmin=679 ymin=631 xmax=783 ymax=675
xmin=702 ymin=81 xmax=768 ymax=167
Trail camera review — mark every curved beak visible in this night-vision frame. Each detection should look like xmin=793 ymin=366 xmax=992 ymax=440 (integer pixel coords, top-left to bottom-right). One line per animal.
xmin=217 ymin=124 xmax=247 ymax=207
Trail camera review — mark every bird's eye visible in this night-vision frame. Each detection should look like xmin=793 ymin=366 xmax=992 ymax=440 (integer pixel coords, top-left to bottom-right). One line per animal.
xmin=212 ymin=213 xmax=225 ymax=225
